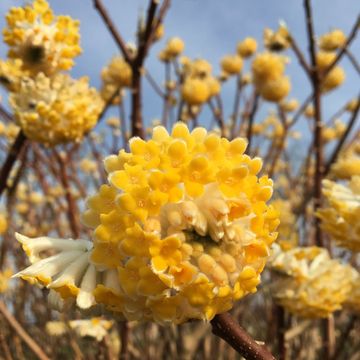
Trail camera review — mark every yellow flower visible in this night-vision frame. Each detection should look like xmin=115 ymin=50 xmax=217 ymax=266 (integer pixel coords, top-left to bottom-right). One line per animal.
xmin=101 ymin=56 xmax=132 ymax=103
xmin=165 ymin=37 xmax=185 ymax=57
xmin=220 ymin=55 xmax=243 ymax=75
xmin=304 ymin=105 xmax=315 ymax=118
xmin=258 ymin=76 xmax=291 ymax=103
xmin=15 ymin=123 xmax=279 ymax=323
xmin=346 ymin=98 xmax=359 ymax=112
xmin=0 ymin=212 xmax=8 ymax=235
xmin=269 ymin=245 xmax=354 ymax=318
xmin=0 ymin=59 xmax=28 ymax=91
xmin=237 ymin=37 xmax=257 ymax=58
xmin=181 ymin=78 xmax=210 ymax=105
xmin=9 ymin=73 xmax=104 ymax=146
xmin=322 ymin=66 xmax=345 ymax=93
xmin=263 ymin=23 xmax=290 ymax=51
xmin=331 ymin=156 xmax=360 ymax=180
xmin=317 ymin=177 xmax=360 ymax=251
xmin=280 ymin=98 xmax=299 ymax=113
xmin=319 ymin=29 xmax=346 ymax=52
xmin=3 ymin=0 xmax=81 ymax=75
xmin=0 ymin=268 xmax=13 ymax=293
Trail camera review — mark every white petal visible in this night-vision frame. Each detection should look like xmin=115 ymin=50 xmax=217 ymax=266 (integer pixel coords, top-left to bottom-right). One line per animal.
xmin=77 ymin=264 xmax=97 ymax=309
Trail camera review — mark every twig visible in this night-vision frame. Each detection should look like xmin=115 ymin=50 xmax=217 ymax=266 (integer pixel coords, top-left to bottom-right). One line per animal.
xmin=245 ymin=93 xmax=260 ymax=155
xmin=0 ymin=300 xmax=50 ymax=360
xmin=119 ymin=321 xmax=130 ymax=360
xmin=0 ymin=130 xmax=27 ymax=199
xmin=332 ymin=316 xmax=357 ymax=360
xmin=289 ymin=36 xmax=312 ymax=78
xmin=210 ymin=312 xmax=275 ymax=360
xmin=93 ymin=0 xmax=132 ymax=63
xmin=324 ymin=94 xmax=360 ymax=175
xmin=322 ymin=15 xmax=360 ymax=77
xmin=345 ymin=48 xmax=360 ymax=76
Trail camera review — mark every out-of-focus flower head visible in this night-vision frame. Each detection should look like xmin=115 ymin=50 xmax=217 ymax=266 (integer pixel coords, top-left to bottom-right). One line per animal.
xmin=317 ymin=176 xmax=360 ymax=251
xmin=0 ymin=268 xmax=12 ymax=293
xmin=181 ymin=58 xmax=220 ymax=106
xmin=15 ymin=123 xmax=279 ymax=323
xmin=304 ymin=105 xmax=315 ymax=118
xmin=331 ymin=141 xmax=360 ymax=179
xmin=316 ymin=52 xmax=345 ymax=93
xmin=101 ymin=56 xmax=132 ymax=104
xmin=220 ymin=55 xmax=243 ymax=76
xmin=319 ymin=29 xmax=346 ymax=52
xmin=0 ymin=212 xmax=8 ymax=235
xmin=3 ymin=0 xmax=81 ymax=75
xmin=271 ymin=199 xmax=298 ymax=250
xmin=70 ymin=318 xmax=113 ymax=341
xmin=263 ymin=22 xmax=290 ymax=52
xmin=269 ymin=245 xmax=354 ymax=318
xmin=0 ymin=59 xmax=29 ymax=91
xmin=158 ymin=37 xmax=185 ymax=62
xmin=252 ymin=52 xmax=290 ymax=102
xmin=346 ymin=98 xmax=359 ymax=113
xmin=345 ymin=271 xmax=360 ymax=314
xmin=9 ymin=73 xmax=104 ymax=146
xmin=237 ymin=37 xmax=257 ymax=58
xmin=280 ymin=98 xmax=299 ymax=113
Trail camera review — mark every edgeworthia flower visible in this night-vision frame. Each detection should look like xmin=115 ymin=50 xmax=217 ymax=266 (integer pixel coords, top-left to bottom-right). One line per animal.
xmin=14 ymin=123 xmax=279 ymax=323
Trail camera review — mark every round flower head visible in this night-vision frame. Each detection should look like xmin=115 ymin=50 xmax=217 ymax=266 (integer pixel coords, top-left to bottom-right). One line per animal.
xmin=82 ymin=123 xmax=279 ymax=323
xmin=165 ymin=37 xmax=185 ymax=57
xmin=258 ymin=76 xmax=291 ymax=103
xmin=220 ymin=55 xmax=243 ymax=75
xmin=9 ymin=73 xmax=104 ymax=146
xmin=101 ymin=56 xmax=132 ymax=104
xmin=319 ymin=29 xmax=346 ymax=52
xmin=181 ymin=78 xmax=210 ymax=105
xmin=3 ymin=0 xmax=81 ymax=75
xmin=263 ymin=23 xmax=290 ymax=52
xmin=237 ymin=38 xmax=257 ymax=58
xmin=317 ymin=177 xmax=360 ymax=252
xmin=252 ymin=52 xmax=286 ymax=86
xmin=331 ymin=155 xmax=360 ymax=180
xmin=15 ymin=123 xmax=279 ymax=324
xmin=269 ymin=245 xmax=354 ymax=318
xmin=322 ymin=66 xmax=345 ymax=93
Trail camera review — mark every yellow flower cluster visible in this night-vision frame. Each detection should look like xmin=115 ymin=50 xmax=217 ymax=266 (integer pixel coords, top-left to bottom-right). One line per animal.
xmin=252 ymin=52 xmax=290 ymax=102
xmin=263 ymin=23 xmax=290 ymax=52
xmin=0 ymin=59 xmax=28 ymax=91
xmin=237 ymin=37 xmax=257 ymax=58
xmin=319 ymin=29 xmax=346 ymax=52
xmin=46 ymin=318 xmax=113 ymax=341
xmin=316 ymin=52 xmax=345 ymax=93
xmin=100 ymin=56 xmax=132 ymax=103
xmin=345 ymin=272 xmax=360 ymax=313
xmin=0 ymin=268 xmax=13 ymax=293
xmin=322 ymin=119 xmax=346 ymax=144
xmin=16 ymin=123 xmax=279 ymax=323
xmin=271 ymin=199 xmax=298 ymax=250
xmin=269 ymin=245 xmax=354 ymax=318
xmin=158 ymin=37 xmax=185 ymax=62
xmin=317 ymin=176 xmax=360 ymax=251
xmin=3 ymin=0 xmax=81 ymax=75
xmin=181 ymin=59 xmax=220 ymax=106
xmin=9 ymin=73 xmax=104 ymax=146
xmin=220 ymin=55 xmax=243 ymax=76
xmin=331 ymin=143 xmax=360 ymax=179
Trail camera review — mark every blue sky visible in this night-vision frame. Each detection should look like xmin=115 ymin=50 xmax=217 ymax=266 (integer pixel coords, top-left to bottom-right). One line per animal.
xmin=0 ymin=0 xmax=359 ymax=138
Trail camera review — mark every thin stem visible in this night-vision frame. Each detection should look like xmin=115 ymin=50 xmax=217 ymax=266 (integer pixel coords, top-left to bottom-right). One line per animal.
xmin=0 ymin=131 xmax=27 ymax=199
xmin=245 ymin=93 xmax=260 ymax=155
xmin=93 ymin=0 xmax=133 ymax=63
xmin=210 ymin=313 xmax=275 ymax=360
xmin=0 ymin=300 xmax=50 ymax=360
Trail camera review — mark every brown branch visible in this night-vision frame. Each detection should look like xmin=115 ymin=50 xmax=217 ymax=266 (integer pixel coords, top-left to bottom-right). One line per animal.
xmin=290 ymin=36 xmax=312 ymax=77
xmin=245 ymin=93 xmax=260 ymax=155
xmin=0 ymin=105 xmax=13 ymax=123
xmin=322 ymin=15 xmax=360 ymax=77
xmin=53 ymin=150 xmax=81 ymax=238
xmin=210 ymin=313 xmax=275 ymax=360
xmin=324 ymin=94 xmax=360 ymax=175
xmin=93 ymin=0 xmax=132 ymax=63
xmin=0 ymin=130 xmax=27 ymax=199
xmin=345 ymin=48 xmax=360 ymax=76
xmin=0 ymin=300 xmax=50 ymax=360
